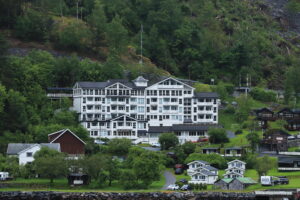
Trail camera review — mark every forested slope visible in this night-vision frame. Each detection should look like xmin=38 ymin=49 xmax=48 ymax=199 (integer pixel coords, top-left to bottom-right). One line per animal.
xmin=0 ymin=0 xmax=300 ymax=153
xmin=1 ymin=0 xmax=300 ymax=87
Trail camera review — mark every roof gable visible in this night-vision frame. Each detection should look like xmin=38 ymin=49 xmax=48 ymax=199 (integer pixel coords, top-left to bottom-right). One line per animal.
xmin=228 ymin=159 xmax=246 ymax=165
xmin=187 ymin=160 xmax=209 ymax=166
xmin=7 ymin=143 xmax=35 ymax=155
xmin=147 ymin=77 xmax=194 ymax=89
xmin=49 ymin=129 xmax=86 ymax=145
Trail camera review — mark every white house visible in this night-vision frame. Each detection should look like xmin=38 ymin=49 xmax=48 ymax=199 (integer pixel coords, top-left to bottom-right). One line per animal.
xmin=72 ymin=76 xmax=220 ymax=144
xmin=223 ymin=160 xmax=246 ymax=178
xmin=187 ymin=160 xmax=210 ymax=175
xmin=187 ymin=160 xmax=219 ymax=184
xmin=6 ymin=143 xmax=61 ymax=165
xmin=189 ymin=169 xmax=218 ymax=184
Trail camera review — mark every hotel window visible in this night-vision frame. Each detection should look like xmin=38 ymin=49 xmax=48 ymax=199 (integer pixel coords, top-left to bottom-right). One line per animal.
xmin=83 ymin=98 xmax=86 ymax=103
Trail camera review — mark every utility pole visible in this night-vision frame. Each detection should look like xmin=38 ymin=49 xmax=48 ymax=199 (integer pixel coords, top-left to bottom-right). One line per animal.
xmin=139 ymin=24 xmax=143 ymax=66
xmin=76 ymin=0 xmax=79 ymax=20
xmin=246 ymin=74 xmax=249 ymax=97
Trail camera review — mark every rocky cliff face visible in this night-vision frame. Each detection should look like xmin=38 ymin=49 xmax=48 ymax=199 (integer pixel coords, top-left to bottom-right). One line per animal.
xmin=259 ymin=0 xmax=300 ymax=33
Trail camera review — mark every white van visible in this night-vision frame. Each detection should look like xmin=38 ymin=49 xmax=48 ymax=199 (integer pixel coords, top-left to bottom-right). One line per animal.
xmin=0 ymin=172 xmax=9 ymax=181
xmin=261 ymin=176 xmax=278 ymax=186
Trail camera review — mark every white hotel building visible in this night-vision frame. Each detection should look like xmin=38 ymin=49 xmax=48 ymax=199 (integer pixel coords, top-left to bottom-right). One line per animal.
xmin=73 ymin=76 xmax=220 ymax=144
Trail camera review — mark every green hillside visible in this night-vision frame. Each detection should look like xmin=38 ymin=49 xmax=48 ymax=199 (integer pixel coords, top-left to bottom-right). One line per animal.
xmin=1 ymin=0 xmax=300 ymax=87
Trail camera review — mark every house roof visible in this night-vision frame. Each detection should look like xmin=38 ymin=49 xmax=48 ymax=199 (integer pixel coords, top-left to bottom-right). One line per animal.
xmin=192 ymin=169 xmax=216 ymax=176
xmin=48 ymin=129 xmax=86 ymax=145
xmin=228 ymin=159 xmax=246 ymax=165
xmin=225 ymin=147 xmax=243 ymax=150
xmin=7 ymin=143 xmax=60 ymax=155
xmin=219 ymin=178 xmax=234 ymax=183
xmin=254 ymin=107 xmax=273 ymax=114
xmin=202 ymin=147 xmax=219 ymax=150
xmin=194 ymin=92 xmax=219 ymax=99
xmin=148 ymin=126 xmax=172 ymax=133
xmin=7 ymin=143 xmax=35 ymax=155
xmin=278 ymin=156 xmax=300 ymax=164
xmin=133 ymin=76 xmax=148 ymax=82
xmin=202 ymin=165 xmax=218 ymax=171
xmin=187 ymin=160 xmax=209 ymax=166
xmin=223 ymin=171 xmax=244 ymax=177
xmin=148 ymin=124 xmax=221 ymax=133
xmin=236 ymin=177 xmax=256 ymax=184
xmin=264 ymin=129 xmax=290 ymax=137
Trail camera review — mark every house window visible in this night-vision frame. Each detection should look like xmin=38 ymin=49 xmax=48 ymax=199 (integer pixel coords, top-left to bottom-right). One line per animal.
xmin=27 ymin=152 xmax=33 ymax=157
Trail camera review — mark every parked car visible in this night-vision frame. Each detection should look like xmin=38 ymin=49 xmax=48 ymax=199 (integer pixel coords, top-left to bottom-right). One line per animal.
xmin=288 ymin=135 xmax=295 ymax=140
xmin=174 ymin=164 xmax=184 ymax=169
xmin=278 ymin=176 xmax=289 ymax=184
xmin=179 ymin=179 xmax=188 ymax=184
xmin=0 ymin=172 xmax=9 ymax=181
xmin=181 ymin=184 xmax=191 ymax=191
xmin=260 ymin=176 xmax=279 ymax=186
xmin=175 ymin=168 xmax=183 ymax=175
xmin=151 ymin=142 xmax=161 ymax=147
xmin=198 ymin=137 xmax=209 ymax=142
xmin=167 ymin=184 xmax=179 ymax=190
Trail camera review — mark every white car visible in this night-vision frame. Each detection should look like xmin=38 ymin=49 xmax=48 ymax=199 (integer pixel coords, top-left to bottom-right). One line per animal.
xmin=167 ymin=184 xmax=179 ymax=190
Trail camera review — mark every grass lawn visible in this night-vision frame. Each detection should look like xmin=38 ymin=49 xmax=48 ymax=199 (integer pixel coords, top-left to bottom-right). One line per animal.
xmin=219 ymin=111 xmax=238 ymax=130
xmin=0 ymin=173 xmax=166 ymax=192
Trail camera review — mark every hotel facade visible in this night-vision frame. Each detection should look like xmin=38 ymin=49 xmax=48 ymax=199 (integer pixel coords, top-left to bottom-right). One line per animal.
xmin=73 ymin=76 xmax=219 ymax=144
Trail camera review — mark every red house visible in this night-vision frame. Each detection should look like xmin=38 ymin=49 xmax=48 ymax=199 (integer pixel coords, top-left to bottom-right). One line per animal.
xmin=48 ymin=129 xmax=86 ymax=155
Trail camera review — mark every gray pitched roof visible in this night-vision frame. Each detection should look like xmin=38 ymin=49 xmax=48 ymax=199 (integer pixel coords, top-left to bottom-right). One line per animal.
xmin=7 ymin=143 xmax=60 ymax=155
xmin=202 ymin=165 xmax=218 ymax=171
xmin=194 ymin=92 xmax=219 ymax=99
xmin=77 ymin=81 xmax=108 ymax=88
xmin=7 ymin=144 xmax=34 ymax=155
xmin=148 ymin=124 xmax=221 ymax=133
xmin=278 ymin=156 xmax=300 ymax=164
xmin=194 ymin=169 xmax=216 ymax=176
xmin=133 ymin=76 xmax=148 ymax=82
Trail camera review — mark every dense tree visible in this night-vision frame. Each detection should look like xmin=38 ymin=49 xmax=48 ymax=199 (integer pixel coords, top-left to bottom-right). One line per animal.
xmin=87 ymin=0 xmax=107 ymax=46
xmin=34 ymin=147 xmax=68 ymax=183
xmin=181 ymin=142 xmax=196 ymax=155
xmin=107 ymin=138 xmax=132 ymax=156
xmin=14 ymin=9 xmax=53 ymax=41
xmin=208 ymin=128 xmax=229 ymax=144
xmin=81 ymin=154 xmax=107 ymax=181
xmin=254 ymin=156 xmax=277 ymax=177
xmin=106 ymin=15 xmax=128 ymax=55
xmin=159 ymin=133 xmax=179 ymax=150
xmin=246 ymin=132 xmax=260 ymax=153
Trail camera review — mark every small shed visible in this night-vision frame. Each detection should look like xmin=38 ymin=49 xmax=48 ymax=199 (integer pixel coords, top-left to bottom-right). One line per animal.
xmin=214 ymin=177 xmax=256 ymax=190
xmin=213 ymin=178 xmax=232 ymax=190
xmin=67 ymin=173 xmax=90 ymax=186
xmin=228 ymin=177 xmax=256 ymax=190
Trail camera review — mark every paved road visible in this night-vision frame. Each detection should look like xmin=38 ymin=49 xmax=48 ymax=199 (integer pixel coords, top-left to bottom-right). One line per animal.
xmin=161 ymin=170 xmax=176 ymax=190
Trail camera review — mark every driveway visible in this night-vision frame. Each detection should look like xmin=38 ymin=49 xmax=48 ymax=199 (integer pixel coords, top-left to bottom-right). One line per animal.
xmin=161 ymin=170 xmax=176 ymax=190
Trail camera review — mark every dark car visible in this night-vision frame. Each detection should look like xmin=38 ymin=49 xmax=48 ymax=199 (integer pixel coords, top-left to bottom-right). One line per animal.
xmin=179 ymin=178 xmax=188 ymax=184
xmin=278 ymin=176 xmax=289 ymax=184
xmin=175 ymin=168 xmax=183 ymax=175
xmin=181 ymin=184 xmax=191 ymax=191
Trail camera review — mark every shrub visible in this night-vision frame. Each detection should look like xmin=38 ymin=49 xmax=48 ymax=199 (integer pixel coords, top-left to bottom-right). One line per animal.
xmin=208 ymin=128 xmax=229 ymax=144
xmin=15 ymin=9 xmax=53 ymax=41
xmin=53 ymin=20 xmax=92 ymax=51
xmin=223 ymin=105 xmax=235 ymax=114
xmin=235 ymin=129 xmax=243 ymax=135
xmin=250 ymin=87 xmax=276 ymax=102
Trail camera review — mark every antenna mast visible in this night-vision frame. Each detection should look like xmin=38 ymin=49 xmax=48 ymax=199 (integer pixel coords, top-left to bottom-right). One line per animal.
xmin=139 ymin=24 xmax=143 ymax=65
